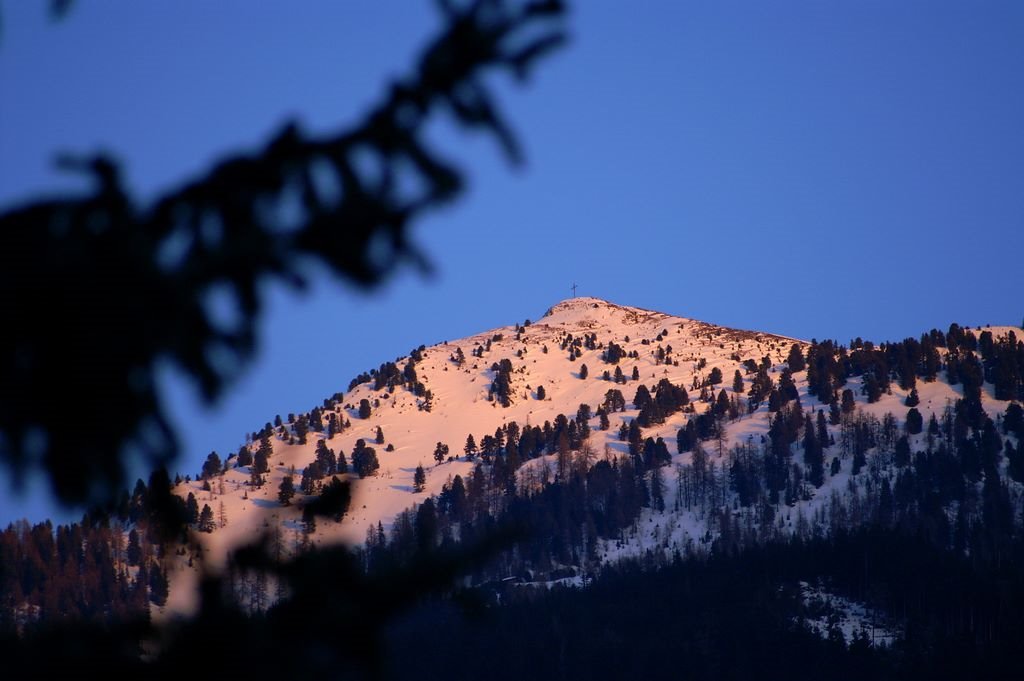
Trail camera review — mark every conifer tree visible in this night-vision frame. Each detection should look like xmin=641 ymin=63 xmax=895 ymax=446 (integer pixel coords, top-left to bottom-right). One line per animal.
xmin=236 ymin=443 xmax=253 ymax=468
xmin=294 ymin=415 xmax=309 ymax=444
xmin=413 ymin=464 xmax=427 ymax=493
xmin=257 ymin=431 xmax=273 ymax=465
xmin=254 ymin=448 xmax=269 ymax=476
xmin=786 ymin=343 xmax=806 ymax=372
xmin=841 ymin=388 xmax=856 ymax=414
xmin=201 ymin=451 xmax=222 ymax=480
xmin=803 ymin=414 xmax=824 ymax=487
xmin=351 ymin=439 xmax=379 ymax=478
xmin=433 ymin=442 xmax=450 ymax=465
xmin=816 ymin=409 xmax=828 ymax=447
xmin=315 ymin=439 xmax=337 ymax=475
xmin=278 ymin=475 xmax=296 ymax=505
xmin=906 ymin=407 xmax=924 ymax=435
xmin=186 ymin=492 xmax=199 ymax=525
xmin=198 ymin=504 xmax=215 ymax=532
xmin=650 ymin=464 xmax=665 ymax=512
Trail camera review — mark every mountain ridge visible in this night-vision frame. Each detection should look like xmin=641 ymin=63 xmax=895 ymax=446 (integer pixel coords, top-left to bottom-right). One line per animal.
xmin=164 ymin=298 xmax=1024 ymax=619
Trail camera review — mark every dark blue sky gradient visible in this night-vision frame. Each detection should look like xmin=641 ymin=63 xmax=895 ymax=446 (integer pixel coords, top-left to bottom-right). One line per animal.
xmin=1 ymin=1 xmax=1021 ymax=523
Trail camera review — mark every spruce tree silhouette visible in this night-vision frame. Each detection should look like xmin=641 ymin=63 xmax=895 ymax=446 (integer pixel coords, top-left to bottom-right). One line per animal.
xmin=0 ymin=0 xmax=567 ymax=510
xmin=0 ymin=1 xmax=564 ymax=675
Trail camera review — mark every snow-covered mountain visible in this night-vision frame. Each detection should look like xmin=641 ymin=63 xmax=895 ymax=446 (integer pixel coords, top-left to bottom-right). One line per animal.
xmin=167 ymin=297 xmax=1023 ymax=617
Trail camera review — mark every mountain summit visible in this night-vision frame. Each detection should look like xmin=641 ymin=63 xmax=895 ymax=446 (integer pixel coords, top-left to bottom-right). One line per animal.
xmin=167 ymin=300 xmax=1024 ymax=619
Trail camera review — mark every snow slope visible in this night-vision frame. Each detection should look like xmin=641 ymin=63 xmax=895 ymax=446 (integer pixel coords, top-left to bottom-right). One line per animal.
xmin=164 ymin=298 xmax=1021 ymax=616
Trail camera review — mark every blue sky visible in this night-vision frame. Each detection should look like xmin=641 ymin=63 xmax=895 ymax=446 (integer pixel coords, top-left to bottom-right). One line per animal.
xmin=1 ymin=1 xmax=1022 ymax=524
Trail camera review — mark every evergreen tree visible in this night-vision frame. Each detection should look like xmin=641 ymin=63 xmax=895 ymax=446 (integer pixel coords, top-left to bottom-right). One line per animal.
xmin=236 ymin=443 xmax=253 ymax=468
xmin=413 ymin=464 xmax=426 ymax=493
xmin=536 ymin=385 xmax=546 ymax=400
xmin=358 ymin=398 xmax=372 ymax=419
xmin=293 ymin=415 xmax=309 ymax=444
xmin=201 ymin=451 xmax=222 ymax=480
xmin=786 ymin=343 xmax=806 ymax=372
xmin=198 ymin=504 xmax=215 ymax=533
xmin=905 ymin=388 xmax=920 ymax=407
xmin=603 ymin=389 xmax=626 ymax=412
xmin=627 ymin=419 xmax=643 ymax=462
xmin=732 ymin=370 xmax=744 ymax=393
xmin=186 ymin=492 xmax=199 ymax=525
xmin=256 ymin=431 xmax=273 ymax=466
xmin=433 ymin=441 xmax=450 ymax=464
xmin=278 ymin=475 xmax=296 ymax=505
xmin=464 ymin=434 xmax=477 ymax=459
xmin=415 ymin=498 xmax=438 ymax=552
xmin=713 ymin=388 xmax=730 ymax=418
xmin=375 ymin=426 xmax=385 ymax=444
xmin=351 ymin=439 xmax=380 ymax=478
xmin=803 ymin=414 xmax=824 ymax=487
xmin=708 ymin=366 xmax=723 ymax=385
xmin=906 ymin=407 xmax=923 ymax=435
xmin=852 ymin=447 xmax=866 ymax=476
xmin=862 ymin=372 xmax=882 ymax=403
xmin=676 ymin=425 xmax=692 ymax=454
xmin=301 ymin=461 xmax=323 ymax=494
xmin=650 ymin=464 xmax=665 ymax=512
xmin=841 ymin=388 xmax=856 ymax=414
xmin=633 ymin=384 xmax=652 ymax=411
xmin=315 ymin=439 xmax=337 ymax=475
xmin=579 ymin=363 xmax=588 ymax=380
xmin=253 ymin=448 xmax=269 ymax=477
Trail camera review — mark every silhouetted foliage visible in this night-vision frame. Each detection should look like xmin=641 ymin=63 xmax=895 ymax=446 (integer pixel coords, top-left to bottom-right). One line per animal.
xmin=0 ymin=0 xmax=567 ymax=511
xmin=433 ymin=442 xmax=450 ymax=465
xmin=352 ymin=439 xmax=380 ymax=478
xmin=278 ymin=475 xmax=296 ymax=506
xmin=0 ymin=2 xmax=572 ymax=675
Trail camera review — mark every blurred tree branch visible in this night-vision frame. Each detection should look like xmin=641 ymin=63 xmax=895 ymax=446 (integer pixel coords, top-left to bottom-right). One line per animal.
xmin=0 ymin=0 xmax=567 ymax=508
